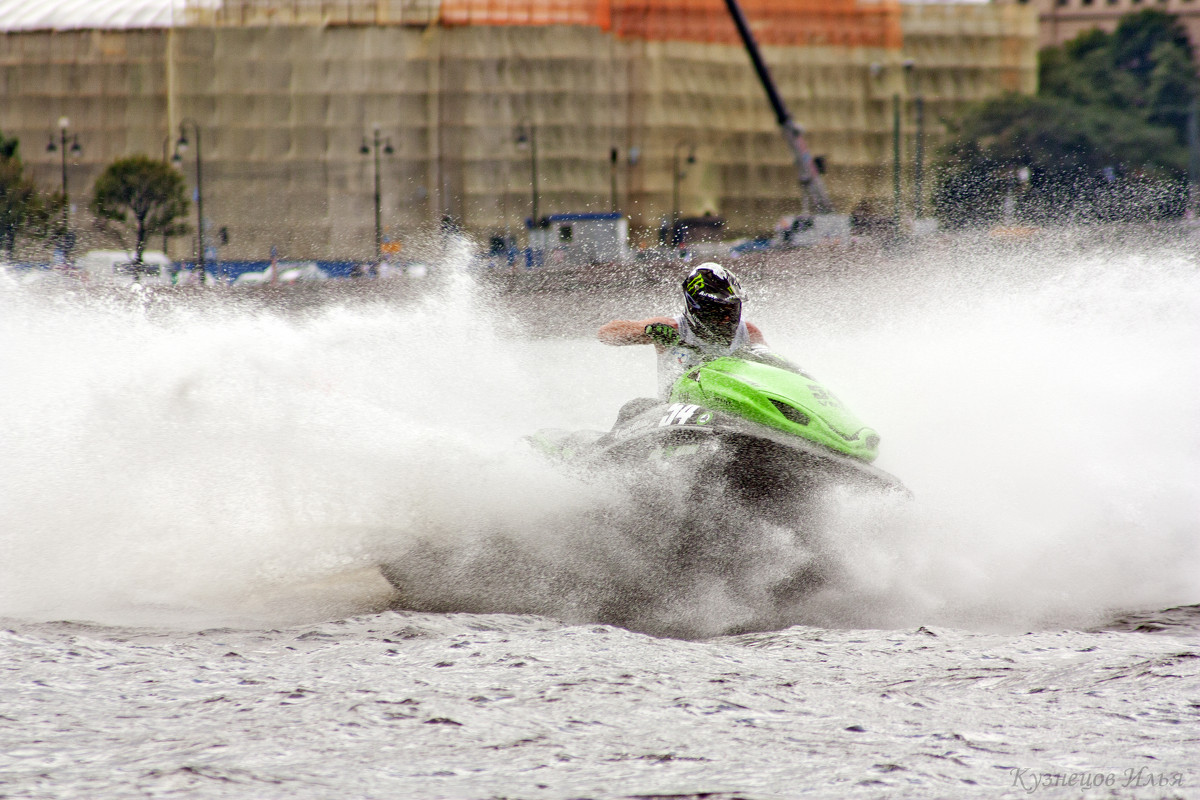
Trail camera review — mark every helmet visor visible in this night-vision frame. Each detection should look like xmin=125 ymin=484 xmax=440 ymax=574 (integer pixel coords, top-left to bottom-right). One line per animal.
xmin=688 ymin=295 xmax=742 ymax=342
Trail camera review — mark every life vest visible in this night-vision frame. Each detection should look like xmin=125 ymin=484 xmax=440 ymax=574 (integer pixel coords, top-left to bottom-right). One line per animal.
xmin=655 ymin=313 xmax=751 ymax=398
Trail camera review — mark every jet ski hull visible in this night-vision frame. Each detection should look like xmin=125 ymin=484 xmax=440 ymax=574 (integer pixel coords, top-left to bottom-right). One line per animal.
xmin=528 ymin=399 xmax=907 ymax=497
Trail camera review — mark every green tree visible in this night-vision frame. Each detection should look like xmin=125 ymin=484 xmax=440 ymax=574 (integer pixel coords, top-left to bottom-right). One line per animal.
xmin=1110 ymin=8 xmax=1193 ymax=80
xmin=935 ymin=94 xmax=1185 ymax=226
xmin=1146 ymin=41 xmax=1197 ymax=134
xmin=936 ymin=9 xmax=1199 ymax=226
xmin=91 ymin=155 xmax=189 ymax=269
xmin=0 ymin=132 xmax=53 ymax=260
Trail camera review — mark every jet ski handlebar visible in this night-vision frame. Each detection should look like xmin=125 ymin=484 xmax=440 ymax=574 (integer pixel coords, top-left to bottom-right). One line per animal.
xmin=643 ymin=323 xmax=812 ymax=377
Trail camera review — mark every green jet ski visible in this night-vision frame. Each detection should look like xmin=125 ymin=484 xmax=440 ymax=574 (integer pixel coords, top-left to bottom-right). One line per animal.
xmin=528 ymin=344 xmax=907 ymax=499
xmin=378 ymin=345 xmax=904 ymax=627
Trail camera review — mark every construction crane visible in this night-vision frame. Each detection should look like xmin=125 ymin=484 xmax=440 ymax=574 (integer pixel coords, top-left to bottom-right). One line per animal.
xmin=722 ymin=0 xmax=834 ymax=214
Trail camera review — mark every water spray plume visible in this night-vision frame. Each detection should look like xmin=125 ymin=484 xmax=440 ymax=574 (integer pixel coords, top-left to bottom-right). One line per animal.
xmin=0 ymin=231 xmax=1196 ymax=636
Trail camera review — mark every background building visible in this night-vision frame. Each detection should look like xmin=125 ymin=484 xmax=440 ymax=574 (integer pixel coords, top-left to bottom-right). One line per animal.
xmin=0 ymin=0 xmax=1037 ymax=261
xmin=999 ymin=0 xmax=1200 ymax=50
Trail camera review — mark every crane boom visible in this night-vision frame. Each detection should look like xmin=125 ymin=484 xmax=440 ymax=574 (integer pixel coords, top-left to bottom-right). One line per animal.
xmin=721 ymin=0 xmax=834 ymax=213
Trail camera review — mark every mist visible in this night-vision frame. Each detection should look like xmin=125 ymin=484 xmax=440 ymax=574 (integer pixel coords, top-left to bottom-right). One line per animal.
xmin=1 ymin=230 xmax=1197 ymax=636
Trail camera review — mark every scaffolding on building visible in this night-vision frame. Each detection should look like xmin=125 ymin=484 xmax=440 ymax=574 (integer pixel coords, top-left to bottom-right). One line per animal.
xmin=1 ymin=0 xmax=1037 ymax=260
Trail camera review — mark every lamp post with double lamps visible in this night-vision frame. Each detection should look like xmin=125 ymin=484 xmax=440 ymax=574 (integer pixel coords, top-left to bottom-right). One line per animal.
xmin=904 ymin=59 xmax=926 ymax=219
xmin=45 ymin=116 xmax=82 ymax=252
xmin=360 ymin=126 xmax=394 ymax=263
xmin=671 ymin=141 xmax=695 ymax=246
xmin=515 ymin=121 xmax=539 ymax=227
xmin=173 ymin=119 xmax=205 ymax=284
xmin=610 ymin=147 xmax=619 ymax=213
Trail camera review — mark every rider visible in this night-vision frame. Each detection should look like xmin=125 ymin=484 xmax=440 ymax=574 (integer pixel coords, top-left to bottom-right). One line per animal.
xmin=598 ymin=263 xmax=766 ymax=398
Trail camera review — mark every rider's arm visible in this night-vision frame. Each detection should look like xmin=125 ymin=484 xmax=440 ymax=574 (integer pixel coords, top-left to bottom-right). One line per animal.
xmin=597 ymin=317 xmax=676 ymax=346
xmin=746 ymin=322 xmax=766 ymax=345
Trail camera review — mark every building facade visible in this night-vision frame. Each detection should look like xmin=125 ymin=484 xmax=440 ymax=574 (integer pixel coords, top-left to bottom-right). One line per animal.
xmin=1 ymin=0 xmax=1037 ymax=261
xmin=1000 ymin=0 xmax=1200 ymax=49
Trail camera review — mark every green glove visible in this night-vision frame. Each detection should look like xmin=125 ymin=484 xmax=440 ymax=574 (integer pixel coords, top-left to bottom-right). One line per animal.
xmin=645 ymin=322 xmax=681 ymax=347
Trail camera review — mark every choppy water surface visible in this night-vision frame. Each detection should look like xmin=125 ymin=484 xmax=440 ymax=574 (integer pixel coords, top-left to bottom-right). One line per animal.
xmin=2 ymin=229 xmax=1198 ymax=798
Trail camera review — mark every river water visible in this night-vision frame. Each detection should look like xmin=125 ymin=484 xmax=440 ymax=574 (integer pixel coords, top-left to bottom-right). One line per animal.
xmin=2 ymin=229 xmax=1198 ymax=798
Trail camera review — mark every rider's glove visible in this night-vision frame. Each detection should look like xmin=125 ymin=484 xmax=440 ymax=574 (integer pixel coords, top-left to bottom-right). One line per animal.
xmin=645 ymin=322 xmax=681 ymax=347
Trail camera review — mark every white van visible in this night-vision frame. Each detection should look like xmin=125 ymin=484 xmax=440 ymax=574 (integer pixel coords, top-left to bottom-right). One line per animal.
xmin=75 ymin=249 xmax=176 ymax=285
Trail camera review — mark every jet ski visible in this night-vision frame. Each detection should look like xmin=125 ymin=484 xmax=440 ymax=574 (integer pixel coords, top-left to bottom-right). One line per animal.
xmin=376 ymin=344 xmax=904 ymax=630
xmin=527 ymin=344 xmax=907 ymax=501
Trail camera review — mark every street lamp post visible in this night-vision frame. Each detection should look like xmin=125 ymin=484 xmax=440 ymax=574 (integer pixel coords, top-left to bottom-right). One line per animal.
xmin=904 ymin=60 xmax=925 ymax=219
xmin=913 ymin=93 xmax=925 ymax=218
xmin=892 ymin=92 xmax=901 ymax=230
xmin=515 ymin=122 xmax=539 ymax=226
xmin=1189 ymin=99 xmax=1200 ymax=216
xmin=174 ymin=119 xmax=205 ymax=284
xmin=610 ymin=147 xmax=619 ymax=213
xmin=671 ymin=141 xmax=695 ymax=246
xmin=45 ymin=116 xmax=82 ymax=246
xmin=161 ymin=135 xmax=175 ymax=253
xmin=360 ymin=126 xmax=394 ymax=262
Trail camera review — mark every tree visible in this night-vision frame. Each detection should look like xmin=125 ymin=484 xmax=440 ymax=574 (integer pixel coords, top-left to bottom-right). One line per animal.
xmin=91 ymin=155 xmax=189 ymax=269
xmin=0 ymin=132 xmax=52 ymax=260
xmin=1110 ymin=8 xmax=1193 ymax=80
xmin=934 ymin=94 xmax=1186 ymax=226
xmin=936 ymin=9 xmax=1199 ymax=226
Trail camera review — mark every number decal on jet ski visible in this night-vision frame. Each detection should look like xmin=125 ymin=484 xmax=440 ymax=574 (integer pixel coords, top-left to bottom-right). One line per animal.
xmin=659 ymin=403 xmax=701 ymax=427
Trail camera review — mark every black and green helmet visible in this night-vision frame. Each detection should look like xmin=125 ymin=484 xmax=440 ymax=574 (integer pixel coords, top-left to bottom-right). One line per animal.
xmin=682 ymin=263 xmax=744 ymax=344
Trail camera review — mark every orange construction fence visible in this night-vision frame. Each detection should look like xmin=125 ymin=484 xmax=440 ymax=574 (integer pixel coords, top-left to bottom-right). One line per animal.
xmin=438 ymin=0 xmax=902 ymax=50
xmin=439 ymin=0 xmax=605 ymax=27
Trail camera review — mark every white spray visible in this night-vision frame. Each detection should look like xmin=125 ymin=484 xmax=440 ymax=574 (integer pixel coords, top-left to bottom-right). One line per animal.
xmin=0 ymin=231 xmax=1196 ymax=635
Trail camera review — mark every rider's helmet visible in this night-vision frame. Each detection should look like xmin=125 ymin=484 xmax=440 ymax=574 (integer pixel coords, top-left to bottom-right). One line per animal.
xmin=682 ymin=263 xmax=744 ymax=345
